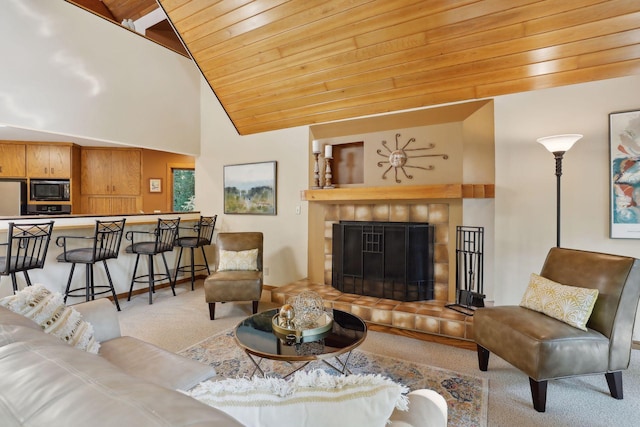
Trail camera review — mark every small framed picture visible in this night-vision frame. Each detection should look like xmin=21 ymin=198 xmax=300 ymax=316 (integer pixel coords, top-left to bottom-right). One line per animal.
xmin=149 ymin=178 xmax=162 ymax=193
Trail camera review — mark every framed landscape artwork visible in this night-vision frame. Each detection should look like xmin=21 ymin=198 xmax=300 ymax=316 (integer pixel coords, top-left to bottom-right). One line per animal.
xmin=224 ymin=161 xmax=277 ymax=215
xmin=149 ymin=178 xmax=162 ymax=193
xmin=610 ymin=109 xmax=640 ymax=238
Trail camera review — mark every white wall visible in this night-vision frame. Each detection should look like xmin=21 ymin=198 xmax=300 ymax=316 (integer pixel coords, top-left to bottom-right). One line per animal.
xmin=196 ymin=80 xmax=309 ymax=286
xmin=0 ymin=0 xmax=201 ymax=154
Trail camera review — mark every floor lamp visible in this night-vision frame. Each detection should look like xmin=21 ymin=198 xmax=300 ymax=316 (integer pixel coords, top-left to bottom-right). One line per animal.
xmin=537 ymin=134 xmax=583 ymax=247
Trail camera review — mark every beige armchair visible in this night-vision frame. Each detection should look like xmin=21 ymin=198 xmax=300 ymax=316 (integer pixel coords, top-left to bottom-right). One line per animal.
xmin=474 ymin=247 xmax=640 ymax=412
xmin=204 ymin=232 xmax=263 ymax=320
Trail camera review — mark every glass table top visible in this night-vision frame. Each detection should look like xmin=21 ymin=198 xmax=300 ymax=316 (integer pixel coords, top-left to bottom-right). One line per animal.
xmin=234 ymin=308 xmax=367 ymax=362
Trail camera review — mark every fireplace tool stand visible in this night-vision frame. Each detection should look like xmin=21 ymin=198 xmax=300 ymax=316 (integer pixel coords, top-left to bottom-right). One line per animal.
xmin=446 ymin=226 xmax=485 ymax=316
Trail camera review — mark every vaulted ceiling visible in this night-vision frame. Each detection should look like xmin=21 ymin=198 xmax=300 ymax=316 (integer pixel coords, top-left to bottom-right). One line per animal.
xmin=112 ymin=1 xmax=640 ymax=135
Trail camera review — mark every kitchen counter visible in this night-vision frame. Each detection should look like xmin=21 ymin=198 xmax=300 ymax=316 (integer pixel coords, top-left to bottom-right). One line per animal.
xmin=0 ymin=211 xmax=201 ymax=230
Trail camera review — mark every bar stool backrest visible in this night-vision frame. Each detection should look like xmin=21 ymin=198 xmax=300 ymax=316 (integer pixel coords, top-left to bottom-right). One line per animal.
xmin=197 ymin=215 xmax=217 ymax=246
xmin=1 ymin=221 xmax=54 ymax=275
xmin=155 ymin=218 xmax=180 ymax=253
xmin=94 ymin=219 xmax=126 ymax=262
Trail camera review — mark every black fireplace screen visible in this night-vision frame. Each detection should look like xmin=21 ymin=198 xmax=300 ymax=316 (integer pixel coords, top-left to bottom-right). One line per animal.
xmin=331 ymin=221 xmax=434 ymax=301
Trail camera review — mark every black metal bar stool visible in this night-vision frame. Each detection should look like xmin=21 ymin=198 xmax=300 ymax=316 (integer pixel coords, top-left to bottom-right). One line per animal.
xmin=174 ymin=215 xmax=216 ymax=290
xmin=0 ymin=221 xmax=54 ymax=293
xmin=56 ymin=219 xmax=126 ymax=311
xmin=125 ymin=218 xmax=180 ymax=304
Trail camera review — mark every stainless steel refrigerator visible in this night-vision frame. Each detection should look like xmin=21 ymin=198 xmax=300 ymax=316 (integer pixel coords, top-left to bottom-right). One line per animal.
xmin=0 ymin=180 xmax=27 ymax=216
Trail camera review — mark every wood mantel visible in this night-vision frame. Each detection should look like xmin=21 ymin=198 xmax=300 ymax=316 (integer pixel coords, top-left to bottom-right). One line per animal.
xmin=302 ymin=184 xmax=494 ymax=202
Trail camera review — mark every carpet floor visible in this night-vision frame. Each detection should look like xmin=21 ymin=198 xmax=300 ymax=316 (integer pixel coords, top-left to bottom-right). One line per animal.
xmin=179 ymin=328 xmax=488 ymax=427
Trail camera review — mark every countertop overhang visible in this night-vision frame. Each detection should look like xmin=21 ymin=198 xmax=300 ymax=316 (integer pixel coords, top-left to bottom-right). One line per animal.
xmin=0 ymin=212 xmax=201 ymax=231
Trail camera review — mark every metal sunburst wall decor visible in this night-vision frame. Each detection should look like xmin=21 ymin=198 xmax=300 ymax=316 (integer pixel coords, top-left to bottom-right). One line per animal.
xmin=376 ymin=133 xmax=449 ymax=183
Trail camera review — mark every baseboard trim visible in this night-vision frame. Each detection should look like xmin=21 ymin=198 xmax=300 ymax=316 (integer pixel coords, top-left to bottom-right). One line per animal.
xmin=633 ymin=341 xmax=640 ymax=350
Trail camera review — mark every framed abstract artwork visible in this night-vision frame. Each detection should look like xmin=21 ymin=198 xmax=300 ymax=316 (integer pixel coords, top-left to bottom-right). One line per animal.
xmin=224 ymin=161 xmax=277 ymax=215
xmin=610 ymin=109 xmax=640 ymax=238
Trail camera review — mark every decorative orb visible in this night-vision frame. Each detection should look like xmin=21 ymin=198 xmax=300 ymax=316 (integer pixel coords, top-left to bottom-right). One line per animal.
xmin=388 ymin=149 xmax=407 ymax=167
xmin=280 ymin=304 xmax=295 ymax=319
xmin=288 ymin=291 xmax=324 ymax=330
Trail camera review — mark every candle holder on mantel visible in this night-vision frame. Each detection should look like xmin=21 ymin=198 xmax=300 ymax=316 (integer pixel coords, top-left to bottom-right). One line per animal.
xmin=323 ymin=155 xmax=335 ymax=189
xmin=312 ymin=152 xmax=322 ymax=189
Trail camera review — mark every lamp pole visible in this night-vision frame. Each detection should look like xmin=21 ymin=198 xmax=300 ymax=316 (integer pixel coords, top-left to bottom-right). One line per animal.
xmin=552 ymin=151 xmax=565 ymax=248
xmin=537 ymin=134 xmax=583 ymax=248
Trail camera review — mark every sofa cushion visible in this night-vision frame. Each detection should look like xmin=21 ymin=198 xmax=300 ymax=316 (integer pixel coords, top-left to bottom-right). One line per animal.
xmin=0 ymin=323 xmax=242 ymax=427
xmin=99 ymin=336 xmax=216 ymax=391
xmin=187 ymin=369 xmax=409 ymax=427
xmin=0 ymin=284 xmax=99 ymax=353
xmin=520 ymin=273 xmax=599 ymax=331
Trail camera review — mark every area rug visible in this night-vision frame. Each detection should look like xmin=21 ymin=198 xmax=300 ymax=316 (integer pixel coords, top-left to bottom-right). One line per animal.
xmin=179 ymin=329 xmax=488 ymax=427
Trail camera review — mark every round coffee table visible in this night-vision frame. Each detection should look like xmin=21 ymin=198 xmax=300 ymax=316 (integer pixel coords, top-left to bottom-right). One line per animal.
xmin=234 ymin=307 xmax=367 ymax=378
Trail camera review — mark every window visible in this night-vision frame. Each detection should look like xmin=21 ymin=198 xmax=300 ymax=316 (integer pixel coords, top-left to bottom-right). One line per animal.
xmin=173 ymin=168 xmax=195 ymax=211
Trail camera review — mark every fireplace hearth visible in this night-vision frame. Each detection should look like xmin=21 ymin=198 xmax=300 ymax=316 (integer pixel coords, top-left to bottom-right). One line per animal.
xmin=331 ymin=221 xmax=435 ymax=302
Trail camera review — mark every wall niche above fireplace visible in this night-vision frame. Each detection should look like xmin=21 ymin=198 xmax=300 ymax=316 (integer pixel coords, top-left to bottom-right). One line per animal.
xmin=332 ymin=221 xmax=435 ymax=302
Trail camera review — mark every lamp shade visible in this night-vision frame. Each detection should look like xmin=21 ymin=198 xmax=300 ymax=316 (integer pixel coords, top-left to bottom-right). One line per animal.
xmin=537 ymin=134 xmax=583 ymax=153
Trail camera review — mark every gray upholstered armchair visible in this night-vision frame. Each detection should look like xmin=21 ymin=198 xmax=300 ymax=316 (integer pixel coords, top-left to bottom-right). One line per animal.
xmin=474 ymin=247 xmax=640 ymax=412
xmin=203 ymin=232 xmax=263 ymax=320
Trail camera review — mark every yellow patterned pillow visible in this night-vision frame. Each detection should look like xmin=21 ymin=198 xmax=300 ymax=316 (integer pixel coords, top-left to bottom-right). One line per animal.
xmin=218 ymin=248 xmax=258 ymax=271
xmin=520 ymin=273 xmax=598 ymax=331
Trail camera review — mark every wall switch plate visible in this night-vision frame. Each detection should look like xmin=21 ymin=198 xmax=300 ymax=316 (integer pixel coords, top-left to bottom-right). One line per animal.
xmin=295 ymin=205 xmax=301 ymax=215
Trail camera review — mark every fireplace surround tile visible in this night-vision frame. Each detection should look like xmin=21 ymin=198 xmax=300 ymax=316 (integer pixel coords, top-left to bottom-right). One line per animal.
xmin=371 ymin=308 xmax=393 ymax=324
xmin=434 ymin=245 xmax=449 ymax=263
xmin=336 ymin=293 xmax=360 ymax=302
xmin=354 ymin=204 xmax=373 ymax=221
xmin=415 ymin=315 xmax=440 ymax=335
xmin=351 ymin=305 xmax=372 ymax=321
xmin=353 ymin=296 xmax=380 ymax=306
xmin=441 ymin=320 xmax=466 ymax=339
xmin=434 ymin=283 xmax=449 ymax=301
xmin=392 ymin=311 xmax=416 ymax=329
xmin=324 ymin=204 xmax=339 ymax=221
xmin=435 ymin=223 xmax=449 ymax=243
xmin=428 ymin=204 xmax=449 ymax=223
xmin=372 ymin=204 xmax=389 ymax=221
xmin=409 ymin=204 xmax=429 ymax=222
xmin=389 ymin=204 xmax=410 ymax=222
xmin=339 ymin=204 xmax=355 ymax=220
xmin=324 ymin=221 xmax=334 ymax=238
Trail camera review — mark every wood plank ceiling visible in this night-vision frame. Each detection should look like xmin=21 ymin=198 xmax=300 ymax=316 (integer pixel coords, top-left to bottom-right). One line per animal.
xmin=155 ymin=0 xmax=640 ymax=135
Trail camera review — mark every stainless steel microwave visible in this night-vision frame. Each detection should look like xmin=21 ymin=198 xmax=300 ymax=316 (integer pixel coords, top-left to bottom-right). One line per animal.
xmin=30 ymin=179 xmax=70 ymax=201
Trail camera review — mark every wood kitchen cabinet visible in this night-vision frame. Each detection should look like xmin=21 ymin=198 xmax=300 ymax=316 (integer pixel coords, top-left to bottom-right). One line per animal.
xmin=80 ymin=148 xmax=142 ymax=214
xmin=0 ymin=143 xmax=26 ymax=177
xmin=82 ymin=196 xmax=140 ymax=215
xmin=81 ymin=148 xmax=141 ymax=196
xmin=26 ymin=144 xmax=71 ymax=178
